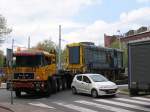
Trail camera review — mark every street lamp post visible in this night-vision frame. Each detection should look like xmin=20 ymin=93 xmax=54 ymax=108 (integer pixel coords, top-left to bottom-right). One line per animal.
xmin=10 ymin=38 xmax=14 ymax=104
xmin=58 ymin=25 xmax=61 ymax=71
xmin=117 ymin=30 xmax=122 ymax=50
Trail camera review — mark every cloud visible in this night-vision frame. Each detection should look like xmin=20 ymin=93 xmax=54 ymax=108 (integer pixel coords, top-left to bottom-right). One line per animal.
xmin=120 ymin=7 xmax=150 ymax=25
xmin=0 ymin=0 xmax=149 ymax=51
xmin=64 ymin=7 xmax=150 ymax=46
xmin=0 ymin=0 xmax=101 ymax=49
xmin=137 ymin=0 xmax=150 ymax=3
xmin=0 ymin=0 xmax=101 ymax=24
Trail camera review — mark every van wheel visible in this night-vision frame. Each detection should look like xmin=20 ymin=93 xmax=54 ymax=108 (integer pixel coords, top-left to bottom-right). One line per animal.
xmin=15 ymin=90 xmax=21 ymax=97
xmin=91 ymin=89 xmax=98 ymax=98
xmin=72 ymin=87 xmax=77 ymax=94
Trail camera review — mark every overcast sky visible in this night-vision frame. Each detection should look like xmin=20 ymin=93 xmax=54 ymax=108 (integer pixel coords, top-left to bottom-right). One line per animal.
xmin=0 ymin=0 xmax=150 ymax=51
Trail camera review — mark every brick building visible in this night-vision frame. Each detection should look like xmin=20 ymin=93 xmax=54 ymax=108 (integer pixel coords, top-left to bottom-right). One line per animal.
xmin=104 ymin=27 xmax=150 ymax=47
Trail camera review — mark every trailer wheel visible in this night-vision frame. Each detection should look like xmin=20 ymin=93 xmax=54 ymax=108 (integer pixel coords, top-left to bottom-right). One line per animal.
xmin=62 ymin=78 xmax=67 ymax=90
xmin=130 ymin=89 xmax=138 ymax=96
xmin=15 ymin=90 xmax=21 ymax=97
xmin=58 ymin=79 xmax=63 ymax=91
xmin=45 ymin=81 xmax=51 ymax=97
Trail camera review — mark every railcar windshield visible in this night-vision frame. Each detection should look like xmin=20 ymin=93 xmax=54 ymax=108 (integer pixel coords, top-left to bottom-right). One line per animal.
xmin=14 ymin=55 xmax=42 ymax=67
xmin=90 ymin=74 xmax=108 ymax=82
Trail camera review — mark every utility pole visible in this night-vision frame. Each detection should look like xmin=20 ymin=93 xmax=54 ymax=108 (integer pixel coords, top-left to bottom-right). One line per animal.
xmin=117 ymin=30 xmax=121 ymax=50
xmin=58 ymin=25 xmax=61 ymax=71
xmin=11 ymin=38 xmax=14 ymax=105
xmin=28 ymin=36 xmax=30 ymax=49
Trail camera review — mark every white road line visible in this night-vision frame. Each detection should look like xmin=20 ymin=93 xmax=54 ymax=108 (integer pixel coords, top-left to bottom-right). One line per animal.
xmin=54 ymin=102 xmax=98 ymax=112
xmin=132 ymin=97 xmax=150 ymax=102
xmin=28 ymin=102 xmax=55 ymax=109
xmin=95 ymin=99 xmax=150 ymax=112
xmin=115 ymin=98 xmax=149 ymax=106
xmin=75 ymin=100 xmax=134 ymax=112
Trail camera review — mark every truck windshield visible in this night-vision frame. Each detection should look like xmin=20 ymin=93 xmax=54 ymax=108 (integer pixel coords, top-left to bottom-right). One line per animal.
xmin=14 ymin=55 xmax=42 ymax=67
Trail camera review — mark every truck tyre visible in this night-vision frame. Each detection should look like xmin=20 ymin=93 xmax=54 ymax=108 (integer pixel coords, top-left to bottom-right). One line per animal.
xmin=51 ymin=78 xmax=57 ymax=93
xmin=15 ymin=90 xmax=21 ymax=97
xmin=45 ymin=81 xmax=51 ymax=97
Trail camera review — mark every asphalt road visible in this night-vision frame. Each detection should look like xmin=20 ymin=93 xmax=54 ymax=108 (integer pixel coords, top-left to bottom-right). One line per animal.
xmin=0 ymin=88 xmax=150 ymax=112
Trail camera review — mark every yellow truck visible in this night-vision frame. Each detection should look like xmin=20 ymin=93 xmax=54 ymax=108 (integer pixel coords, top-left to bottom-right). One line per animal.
xmin=5 ymin=49 xmax=72 ymax=97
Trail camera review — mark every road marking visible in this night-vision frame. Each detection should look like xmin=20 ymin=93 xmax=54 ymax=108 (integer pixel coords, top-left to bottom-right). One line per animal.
xmin=95 ymin=99 xmax=150 ymax=112
xmin=75 ymin=100 xmax=133 ymax=112
xmin=28 ymin=102 xmax=55 ymax=109
xmin=54 ymin=102 xmax=98 ymax=112
xmin=115 ymin=98 xmax=149 ymax=106
xmin=132 ymin=97 xmax=150 ymax=102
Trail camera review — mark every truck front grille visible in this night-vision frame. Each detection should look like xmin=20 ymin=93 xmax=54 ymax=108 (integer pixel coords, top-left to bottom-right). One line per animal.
xmin=14 ymin=73 xmax=34 ymax=79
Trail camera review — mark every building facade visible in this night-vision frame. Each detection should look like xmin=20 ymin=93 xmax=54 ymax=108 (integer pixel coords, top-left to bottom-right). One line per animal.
xmin=104 ymin=27 xmax=150 ymax=47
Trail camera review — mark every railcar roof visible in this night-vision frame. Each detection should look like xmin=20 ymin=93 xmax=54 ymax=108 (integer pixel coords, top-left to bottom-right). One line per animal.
xmin=67 ymin=42 xmax=123 ymax=52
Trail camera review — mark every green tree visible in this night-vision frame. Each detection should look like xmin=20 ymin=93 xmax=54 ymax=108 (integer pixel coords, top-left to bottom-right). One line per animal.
xmin=110 ymin=39 xmax=120 ymax=49
xmin=34 ymin=39 xmax=58 ymax=52
xmin=110 ymin=39 xmax=128 ymax=68
xmin=33 ymin=39 xmax=62 ymax=63
xmin=0 ymin=50 xmax=4 ymax=67
xmin=0 ymin=15 xmax=11 ymax=67
xmin=0 ymin=15 xmax=12 ymax=44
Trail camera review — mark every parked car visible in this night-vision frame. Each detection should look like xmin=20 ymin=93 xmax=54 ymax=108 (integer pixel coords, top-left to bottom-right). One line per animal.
xmin=71 ymin=73 xmax=118 ymax=98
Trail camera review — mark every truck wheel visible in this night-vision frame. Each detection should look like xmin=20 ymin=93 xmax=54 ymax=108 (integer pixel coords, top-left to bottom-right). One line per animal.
xmin=15 ymin=90 xmax=21 ymax=97
xmin=45 ymin=81 xmax=51 ymax=97
xmin=52 ymin=78 xmax=57 ymax=93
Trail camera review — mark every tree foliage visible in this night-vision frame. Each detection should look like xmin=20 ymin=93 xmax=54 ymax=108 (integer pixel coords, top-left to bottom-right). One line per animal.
xmin=33 ymin=39 xmax=66 ymax=64
xmin=0 ymin=50 xmax=4 ymax=67
xmin=110 ymin=39 xmax=128 ymax=68
xmin=34 ymin=39 xmax=58 ymax=52
xmin=0 ymin=15 xmax=12 ymax=44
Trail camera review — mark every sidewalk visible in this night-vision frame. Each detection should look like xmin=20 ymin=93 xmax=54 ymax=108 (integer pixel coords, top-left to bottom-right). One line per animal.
xmin=0 ymin=106 xmax=14 ymax=112
xmin=0 ymin=102 xmax=58 ymax=112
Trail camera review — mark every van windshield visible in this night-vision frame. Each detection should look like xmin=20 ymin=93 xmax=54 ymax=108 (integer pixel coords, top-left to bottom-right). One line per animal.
xmin=90 ymin=74 xmax=108 ymax=82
